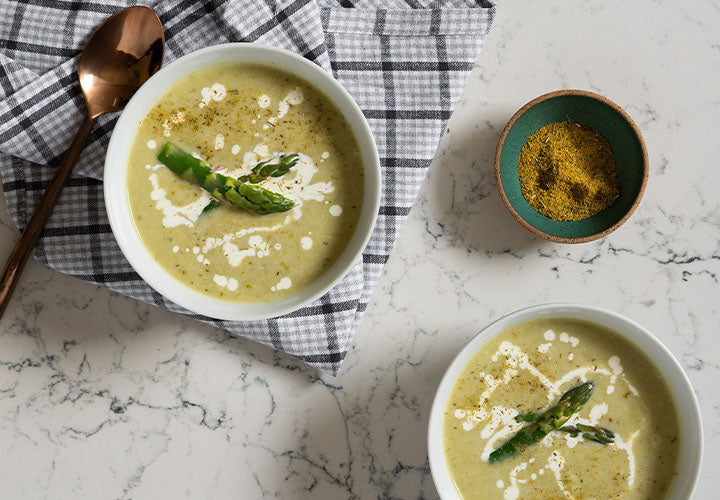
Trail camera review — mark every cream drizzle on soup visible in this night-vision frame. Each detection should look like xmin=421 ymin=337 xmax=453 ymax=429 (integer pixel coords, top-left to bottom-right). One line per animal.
xmin=127 ymin=63 xmax=364 ymax=302
xmin=443 ymin=318 xmax=680 ymax=500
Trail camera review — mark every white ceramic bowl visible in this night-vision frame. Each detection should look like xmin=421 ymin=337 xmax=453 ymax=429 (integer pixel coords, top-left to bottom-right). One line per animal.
xmin=104 ymin=43 xmax=380 ymax=320
xmin=428 ymin=303 xmax=703 ymax=500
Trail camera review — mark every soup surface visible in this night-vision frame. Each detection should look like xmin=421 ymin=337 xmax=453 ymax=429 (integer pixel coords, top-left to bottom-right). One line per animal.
xmin=443 ymin=318 xmax=680 ymax=500
xmin=127 ymin=63 xmax=364 ymax=302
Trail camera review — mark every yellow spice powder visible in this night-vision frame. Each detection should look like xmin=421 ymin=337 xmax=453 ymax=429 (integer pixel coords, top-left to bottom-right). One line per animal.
xmin=518 ymin=121 xmax=620 ymax=221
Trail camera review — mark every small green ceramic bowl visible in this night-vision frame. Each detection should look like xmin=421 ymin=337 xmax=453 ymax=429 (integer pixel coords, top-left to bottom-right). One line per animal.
xmin=495 ymin=89 xmax=648 ymax=243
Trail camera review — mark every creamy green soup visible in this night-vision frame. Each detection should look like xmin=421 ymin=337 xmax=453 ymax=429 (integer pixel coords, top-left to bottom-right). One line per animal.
xmin=127 ymin=63 xmax=363 ymax=302
xmin=444 ymin=318 xmax=680 ymax=500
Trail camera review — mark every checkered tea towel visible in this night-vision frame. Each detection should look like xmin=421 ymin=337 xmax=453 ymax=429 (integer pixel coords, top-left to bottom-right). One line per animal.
xmin=0 ymin=0 xmax=495 ymax=375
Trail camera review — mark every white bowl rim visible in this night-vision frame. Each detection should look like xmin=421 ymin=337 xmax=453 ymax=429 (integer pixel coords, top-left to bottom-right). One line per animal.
xmin=104 ymin=42 xmax=380 ymax=321
xmin=428 ymin=302 xmax=703 ymax=500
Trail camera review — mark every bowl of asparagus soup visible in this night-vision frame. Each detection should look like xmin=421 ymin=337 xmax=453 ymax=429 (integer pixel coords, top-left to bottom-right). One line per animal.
xmin=428 ymin=304 xmax=702 ymax=500
xmin=105 ymin=44 xmax=380 ymax=320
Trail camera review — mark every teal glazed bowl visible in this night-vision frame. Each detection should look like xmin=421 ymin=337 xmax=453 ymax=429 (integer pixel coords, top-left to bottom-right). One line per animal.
xmin=495 ymin=89 xmax=648 ymax=243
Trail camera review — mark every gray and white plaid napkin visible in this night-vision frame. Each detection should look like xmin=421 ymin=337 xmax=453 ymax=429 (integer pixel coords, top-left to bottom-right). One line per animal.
xmin=0 ymin=0 xmax=495 ymax=374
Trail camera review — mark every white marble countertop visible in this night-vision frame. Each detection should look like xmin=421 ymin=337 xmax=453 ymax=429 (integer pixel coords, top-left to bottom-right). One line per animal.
xmin=1 ymin=1 xmax=718 ymax=498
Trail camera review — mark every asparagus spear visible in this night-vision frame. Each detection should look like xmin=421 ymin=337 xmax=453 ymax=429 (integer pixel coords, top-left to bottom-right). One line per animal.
xmin=157 ymin=142 xmax=295 ymax=215
xmin=514 ymin=413 xmax=615 ymax=442
xmin=559 ymin=423 xmax=615 ymax=444
xmin=515 ymin=413 xmax=540 ymax=423
xmin=240 ymin=154 xmax=300 ymax=184
xmin=200 ymin=199 xmax=220 ymax=216
xmin=488 ymin=382 xmax=594 ymax=464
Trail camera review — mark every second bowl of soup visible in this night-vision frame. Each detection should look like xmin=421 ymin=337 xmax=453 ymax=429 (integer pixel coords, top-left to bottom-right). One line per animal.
xmin=428 ymin=304 xmax=702 ymax=500
xmin=105 ymin=44 xmax=380 ymax=320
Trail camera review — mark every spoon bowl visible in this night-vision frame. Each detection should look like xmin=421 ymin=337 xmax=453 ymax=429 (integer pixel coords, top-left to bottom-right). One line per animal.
xmin=80 ymin=6 xmax=165 ymax=118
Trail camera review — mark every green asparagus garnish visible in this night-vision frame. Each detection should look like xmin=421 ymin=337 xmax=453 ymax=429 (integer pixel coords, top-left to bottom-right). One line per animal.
xmin=488 ymin=382 xmax=594 ymax=464
xmin=239 ymin=154 xmax=300 ymax=184
xmin=514 ymin=413 xmax=539 ymax=423
xmin=200 ymin=199 xmax=220 ymax=216
xmin=157 ymin=142 xmax=295 ymax=215
xmin=559 ymin=423 xmax=615 ymax=444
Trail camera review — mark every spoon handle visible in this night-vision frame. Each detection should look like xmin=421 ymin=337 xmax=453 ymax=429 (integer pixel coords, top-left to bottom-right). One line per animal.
xmin=0 ymin=115 xmax=96 ymax=319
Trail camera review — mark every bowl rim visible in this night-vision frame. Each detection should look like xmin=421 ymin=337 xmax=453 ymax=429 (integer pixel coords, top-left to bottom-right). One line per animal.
xmin=494 ymin=89 xmax=649 ymax=244
xmin=427 ymin=302 xmax=703 ymax=500
xmin=104 ymin=42 xmax=381 ymax=321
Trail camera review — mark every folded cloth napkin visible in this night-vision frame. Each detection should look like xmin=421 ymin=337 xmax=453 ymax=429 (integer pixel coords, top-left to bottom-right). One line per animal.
xmin=0 ymin=0 xmax=495 ymax=374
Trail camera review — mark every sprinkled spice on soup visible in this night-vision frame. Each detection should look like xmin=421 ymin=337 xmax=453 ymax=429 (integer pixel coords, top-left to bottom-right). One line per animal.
xmin=443 ymin=318 xmax=679 ymax=500
xmin=126 ymin=63 xmax=364 ymax=302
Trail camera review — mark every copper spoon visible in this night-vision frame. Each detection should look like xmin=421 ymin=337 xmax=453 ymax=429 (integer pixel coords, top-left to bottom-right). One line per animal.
xmin=0 ymin=6 xmax=164 ymax=319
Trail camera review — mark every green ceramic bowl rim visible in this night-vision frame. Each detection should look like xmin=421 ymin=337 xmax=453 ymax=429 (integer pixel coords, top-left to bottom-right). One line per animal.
xmin=494 ymin=89 xmax=649 ymax=244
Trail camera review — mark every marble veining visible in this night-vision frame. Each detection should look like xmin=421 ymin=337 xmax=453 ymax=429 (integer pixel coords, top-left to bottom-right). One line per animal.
xmin=1 ymin=1 xmax=719 ymax=498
